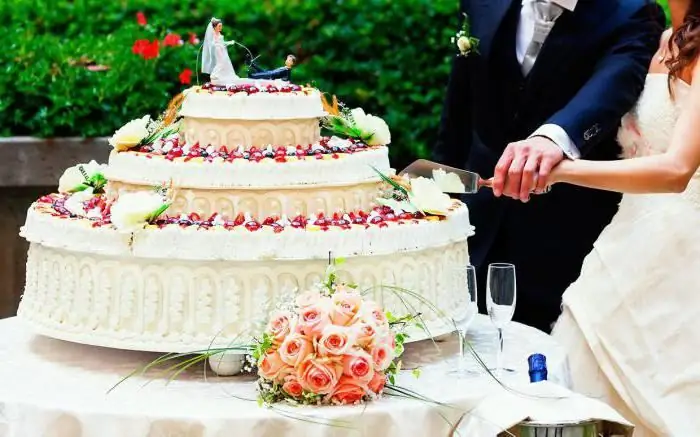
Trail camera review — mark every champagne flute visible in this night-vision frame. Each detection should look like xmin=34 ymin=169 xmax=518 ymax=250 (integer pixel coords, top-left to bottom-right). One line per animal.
xmin=487 ymin=263 xmax=516 ymax=378
xmin=449 ymin=265 xmax=479 ymax=377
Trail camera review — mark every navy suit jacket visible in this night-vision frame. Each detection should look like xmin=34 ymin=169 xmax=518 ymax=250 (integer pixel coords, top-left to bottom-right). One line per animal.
xmin=432 ymin=0 xmax=664 ymax=330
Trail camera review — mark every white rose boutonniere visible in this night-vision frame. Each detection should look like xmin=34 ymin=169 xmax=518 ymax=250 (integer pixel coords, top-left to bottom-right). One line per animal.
xmin=451 ymin=13 xmax=480 ymax=57
xmin=58 ymin=160 xmax=108 ymax=193
xmin=110 ymin=191 xmax=171 ymax=233
xmin=109 ymin=115 xmax=151 ymax=151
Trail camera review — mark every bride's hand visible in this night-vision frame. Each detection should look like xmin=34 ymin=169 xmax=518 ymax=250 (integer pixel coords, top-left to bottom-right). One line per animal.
xmin=224 ymin=40 xmax=236 ymax=46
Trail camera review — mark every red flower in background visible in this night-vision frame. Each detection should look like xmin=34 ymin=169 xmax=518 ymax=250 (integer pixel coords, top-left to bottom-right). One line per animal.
xmin=188 ymin=32 xmax=200 ymax=45
xmin=136 ymin=11 xmax=147 ymax=26
xmin=179 ymin=68 xmax=193 ymax=85
xmin=132 ymin=39 xmax=160 ymax=60
xmin=163 ymin=33 xmax=183 ymax=47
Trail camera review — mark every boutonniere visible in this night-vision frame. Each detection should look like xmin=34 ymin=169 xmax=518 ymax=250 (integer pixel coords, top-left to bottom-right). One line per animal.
xmin=451 ymin=13 xmax=480 ymax=57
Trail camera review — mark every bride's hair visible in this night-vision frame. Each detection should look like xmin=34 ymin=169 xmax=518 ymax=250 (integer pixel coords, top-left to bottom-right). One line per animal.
xmin=210 ymin=18 xmax=222 ymax=28
xmin=666 ymin=1 xmax=700 ymax=82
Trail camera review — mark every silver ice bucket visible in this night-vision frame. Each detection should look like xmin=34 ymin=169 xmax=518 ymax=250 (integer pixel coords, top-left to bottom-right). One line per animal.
xmin=504 ymin=419 xmax=601 ymax=437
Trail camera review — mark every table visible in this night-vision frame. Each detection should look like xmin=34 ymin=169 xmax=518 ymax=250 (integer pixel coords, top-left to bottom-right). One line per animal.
xmin=0 ymin=315 xmax=570 ymax=437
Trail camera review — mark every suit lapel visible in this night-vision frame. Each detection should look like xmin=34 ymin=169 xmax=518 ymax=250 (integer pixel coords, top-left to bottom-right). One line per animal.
xmin=470 ymin=0 xmax=517 ymax=59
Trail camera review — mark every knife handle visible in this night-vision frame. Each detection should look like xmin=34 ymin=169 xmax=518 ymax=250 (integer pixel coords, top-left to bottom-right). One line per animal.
xmin=479 ymin=177 xmax=551 ymax=194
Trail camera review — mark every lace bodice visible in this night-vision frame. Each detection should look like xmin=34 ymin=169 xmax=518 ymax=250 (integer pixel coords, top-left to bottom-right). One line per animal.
xmin=617 ymin=74 xmax=690 ymax=159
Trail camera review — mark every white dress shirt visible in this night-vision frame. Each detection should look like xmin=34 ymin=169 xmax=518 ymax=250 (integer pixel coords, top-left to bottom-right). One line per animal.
xmin=516 ymin=0 xmax=581 ymax=159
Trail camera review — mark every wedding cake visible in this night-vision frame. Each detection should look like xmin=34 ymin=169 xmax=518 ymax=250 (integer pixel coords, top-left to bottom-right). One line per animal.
xmin=17 ymin=78 xmax=474 ymax=353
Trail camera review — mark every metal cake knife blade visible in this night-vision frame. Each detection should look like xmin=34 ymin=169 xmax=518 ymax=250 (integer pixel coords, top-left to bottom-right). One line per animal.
xmin=398 ymin=159 xmax=492 ymax=194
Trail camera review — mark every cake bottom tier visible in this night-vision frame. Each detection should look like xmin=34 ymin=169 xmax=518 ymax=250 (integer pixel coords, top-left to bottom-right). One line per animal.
xmin=18 ymin=241 xmax=470 ymax=353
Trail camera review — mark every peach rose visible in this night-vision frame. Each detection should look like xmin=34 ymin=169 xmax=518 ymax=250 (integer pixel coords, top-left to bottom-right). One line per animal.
xmin=371 ymin=342 xmax=394 ymax=371
xmin=278 ymin=332 xmax=314 ymax=367
xmin=330 ymin=290 xmax=363 ymax=326
xmin=258 ymin=350 xmax=286 ymax=381
xmin=353 ymin=322 xmax=377 ymax=348
xmin=361 ymin=301 xmax=390 ymax=332
xmin=275 ymin=364 xmax=296 ymax=384
xmin=295 ymin=289 xmax=322 ymax=308
xmin=328 ymin=375 xmax=367 ymax=405
xmin=342 ymin=349 xmax=374 ymax=384
xmin=317 ymin=325 xmax=354 ymax=356
xmin=368 ymin=371 xmax=386 ymax=394
xmin=266 ymin=310 xmax=295 ymax=344
xmin=297 ymin=357 xmax=342 ymax=395
xmin=296 ymin=302 xmax=331 ymax=338
xmin=282 ymin=374 xmax=304 ymax=398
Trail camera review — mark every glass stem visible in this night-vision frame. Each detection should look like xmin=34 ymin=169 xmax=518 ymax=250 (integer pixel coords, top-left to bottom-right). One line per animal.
xmin=496 ymin=328 xmax=504 ymax=378
xmin=458 ymin=330 xmax=466 ymax=371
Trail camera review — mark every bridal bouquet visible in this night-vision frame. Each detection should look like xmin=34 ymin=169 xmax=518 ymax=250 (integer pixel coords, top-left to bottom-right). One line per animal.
xmin=253 ymin=284 xmax=396 ymax=406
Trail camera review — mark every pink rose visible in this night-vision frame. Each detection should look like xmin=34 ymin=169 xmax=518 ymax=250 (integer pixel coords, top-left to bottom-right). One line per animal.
xmin=282 ymin=374 xmax=304 ymax=398
xmin=295 ymin=289 xmax=321 ymax=308
xmin=354 ymin=322 xmax=377 ymax=348
xmin=327 ymin=375 xmax=367 ymax=405
xmin=275 ymin=364 xmax=296 ymax=384
xmin=361 ymin=301 xmax=390 ymax=332
xmin=330 ymin=290 xmax=363 ymax=326
xmin=342 ymin=349 xmax=374 ymax=384
xmin=368 ymin=371 xmax=386 ymax=394
xmin=258 ymin=350 xmax=285 ymax=381
xmin=297 ymin=357 xmax=343 ymax=395
xmin=296 ymin=302 xmax=331 ymax=338
xmin=278 ymin=332 xmax=314 ymax=367
xmin=317 ymin=325 xmax=354 ymax=356
xmin=371 ymin=342 xmax=394 ymax=371
xmin=266 ymin=310 xmax=295 ymax=344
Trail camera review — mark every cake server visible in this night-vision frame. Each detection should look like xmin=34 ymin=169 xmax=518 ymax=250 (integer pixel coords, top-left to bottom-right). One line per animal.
xmin=398 ymin=159 xmax=550 ymax=195
xmin=398 ymin=159 xmax=492 ymax=194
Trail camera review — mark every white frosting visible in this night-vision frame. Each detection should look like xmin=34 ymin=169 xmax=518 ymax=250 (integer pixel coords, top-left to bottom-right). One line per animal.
xmin=18 ymin=239 xmax=470 ymax=352
xmin=21 ymin=203 xmax=474 ymax=261
xmin=179 ymin=86 xmax=326 ymax=120
xmin=105 ymin=147 xmax=392 ymax=188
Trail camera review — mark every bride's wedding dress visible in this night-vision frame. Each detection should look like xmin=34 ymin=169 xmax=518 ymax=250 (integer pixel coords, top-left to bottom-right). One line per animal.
xmin=552 ymin=73 xmax=700 ymax=436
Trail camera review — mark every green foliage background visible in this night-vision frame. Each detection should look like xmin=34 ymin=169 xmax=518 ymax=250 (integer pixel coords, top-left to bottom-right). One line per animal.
xmin=0 ymin=0 xmax=671 ymax=166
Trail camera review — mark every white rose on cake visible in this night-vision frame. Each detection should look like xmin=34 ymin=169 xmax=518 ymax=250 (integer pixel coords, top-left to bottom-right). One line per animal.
xmin=58 ymin=160 xmax=107 ymax=193
xmin=351 ymin=108 xmax=391 ymax=146
xmin=110 ymin=191 xmax=170 ymax=233
xmin=432 ymin=168 xmax=466 ymax=193
xmin=63 ymin=188 xmax=96 ymax=217
xmin=409 ymin=177 xmax=454 ymax=216
xmin=108 ymin=115 xmax=151 ymax=151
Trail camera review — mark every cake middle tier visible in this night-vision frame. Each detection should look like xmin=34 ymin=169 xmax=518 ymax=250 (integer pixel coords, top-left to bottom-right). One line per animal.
xmin=107 ymin=180 xmax=383 ymax=219
xmin=105 ymin=144 xmax=392 ymax=217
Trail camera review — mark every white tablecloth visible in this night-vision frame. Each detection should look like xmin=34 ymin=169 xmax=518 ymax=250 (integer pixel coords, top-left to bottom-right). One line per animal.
xmin=0 ymin=315 xmax=573 ymax=437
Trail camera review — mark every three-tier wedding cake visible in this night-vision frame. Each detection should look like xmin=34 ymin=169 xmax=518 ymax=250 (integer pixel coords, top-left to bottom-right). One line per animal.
xmin=17 ymin=78 xmax=474 ymax=353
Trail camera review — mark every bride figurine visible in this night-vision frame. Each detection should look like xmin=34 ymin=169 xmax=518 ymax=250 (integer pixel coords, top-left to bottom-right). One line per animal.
xmin=201 ymin=17 xmax=239 ymax=85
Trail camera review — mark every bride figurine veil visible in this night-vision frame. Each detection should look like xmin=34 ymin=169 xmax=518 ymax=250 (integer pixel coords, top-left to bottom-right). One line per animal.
xmin=201 ymin=18 xmax=218 ymax=75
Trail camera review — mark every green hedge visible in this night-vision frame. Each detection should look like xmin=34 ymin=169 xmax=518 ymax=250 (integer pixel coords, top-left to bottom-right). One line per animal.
xmin=0 ymin=0 xmax=670 ymax=165
xmin=1 ymin=0 xmax=461 ymax=166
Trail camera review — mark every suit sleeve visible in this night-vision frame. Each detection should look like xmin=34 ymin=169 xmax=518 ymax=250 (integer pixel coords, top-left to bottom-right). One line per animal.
xmin=545 ymin=3 xmax=665 ymax=158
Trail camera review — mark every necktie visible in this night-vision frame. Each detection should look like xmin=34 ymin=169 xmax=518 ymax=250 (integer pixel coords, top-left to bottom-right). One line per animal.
xmin=521 ymin=0 xmax=564 ymax=75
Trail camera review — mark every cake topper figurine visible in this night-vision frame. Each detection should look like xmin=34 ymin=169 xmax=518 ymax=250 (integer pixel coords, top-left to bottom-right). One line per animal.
xmin=247 ymin=54 xmax=296 ymax=81
xmin=201 ymin=17 xmax=239 ymax=85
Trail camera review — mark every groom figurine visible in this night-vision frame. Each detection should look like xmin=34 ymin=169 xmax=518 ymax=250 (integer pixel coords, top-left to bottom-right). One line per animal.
xmin=433 ymin=0 xmax=664 ymax=332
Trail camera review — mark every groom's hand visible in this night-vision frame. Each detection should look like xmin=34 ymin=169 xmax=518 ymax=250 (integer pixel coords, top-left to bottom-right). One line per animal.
xmin=493 ymin=137 xmax=564 ymax=201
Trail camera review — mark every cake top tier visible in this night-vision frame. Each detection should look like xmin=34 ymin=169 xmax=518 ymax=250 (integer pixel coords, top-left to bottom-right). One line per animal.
xmin=179 ymin=79 xmax=326 ymax=120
